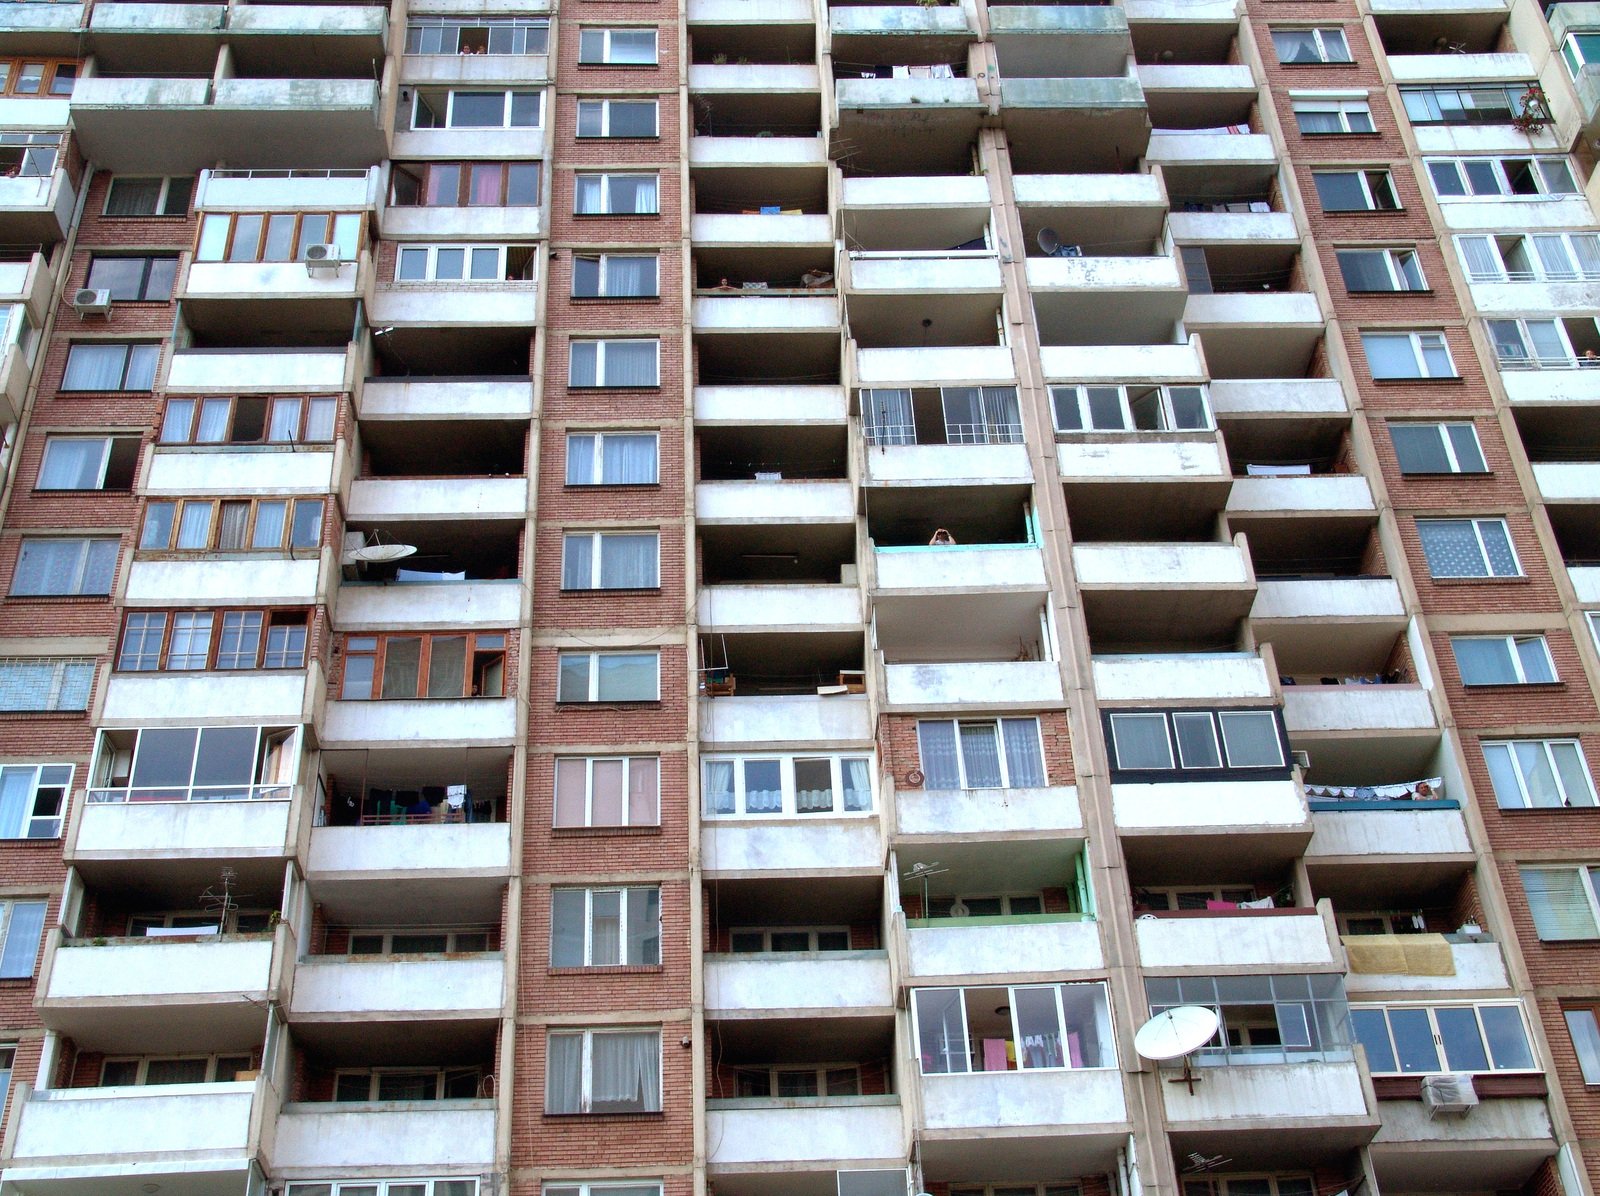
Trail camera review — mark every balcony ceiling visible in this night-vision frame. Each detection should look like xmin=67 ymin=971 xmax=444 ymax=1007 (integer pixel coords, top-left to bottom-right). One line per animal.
xmin=0 ymin=1165 xmax=257 ymax=1196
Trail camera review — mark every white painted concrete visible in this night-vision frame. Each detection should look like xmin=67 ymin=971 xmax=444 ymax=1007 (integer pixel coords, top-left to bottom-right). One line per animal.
xmin=12 ymin=1083 xmax=255 ymax=1162
xmin=908 ymin=918 xmax=1103 ymax=977
xmin=1252 ymin=578 xmax=1405 ymax=621
xmin=1074 ymin=542 xmax=1249 ymax=586
xmin=697 ymin=584 xmax=863 ymax=629
xmin=707 ymin=1099 xmax=907 ymax=1166
xmin=273 ymin=1102 xmax=495 ymax=1171
xmin=335 ymin=580 xmax=522 ymax=629
xmin=360 ymin=378 xmax=533 ymax=420
xmin=1308 ymin=806 xmax=1471 ymax=857
xmin=896 ymin=785 xmax=1082 ymax=836
xmin=852 ymin=255 xmax=1003 ymax=293
xmin=702 ymin=820 xmax=883 ymax=874
xmin=1344 ymin=938 xmax=1509 ymax=993
xmin=146 ymin=449 xmax=335 ymax=495
xmin=290 ymin=955 xmax=504 ymax=1016
xmin=1136 ymin=911 xmax=1335 ymax=970
xmin=699 ymin=695 xmax=873 ymax=746
xmin=1092 ymin=653 xmax=1272 ymax=701
xmin=1038 ymin=342 xmax=1203 ymax=381
xmin=865 ymin=443 xmax=1033 ymax=485
xmin=307 ymin=823 xmax=512 ymax=877
xmin=875 ymin=545 xmax=1046 ymax=593
xmin=884 ymin=661 xmax=1065 ymax=707
xmin=124 ymin=558 xmax=323 ymax=607
xmin=1026 ymin=254 xmax=1183 ymax=292
xmin=1534 ymin=461 xmax=1600 ymax=501
xmin=694 ymin=384 xmax=846 ymax=425
xmin=920 ymin=1067 xmax=1128 ymax=1130
xmin=47 ymin=938 xmax=272 ymax=1001
xmin=1227 ymin=474 xmax=1376 ymax=513
xmin=1055 ymin=439 xmax=1227 ymax=481
xmin=184 ymin=260 xmax=363 ymax=301
xmin=102 ymin=672 xmax=307 ymax=724
xmin=346 ymin=476 xmax=528 ymax=521
xmin=1013 ymin=173 xmax=1164 ymax=207
xmin=704 ymin=952 xmax=892 ymax=1012
xmin=695 ymin=480 xmax=854 ymax=523
xmin=1162 ymin=1060 xmax=1369 ymax=1123
xmin=1208 ymin=378 xmax=1349 ymax=416
xmin=197 ymin=168 xmax=379 ymax=211
xmin=1282 ymin=687 xmax=1436 ymax=733
xmin=855 ymin=345 xmax=1016 ymax=386
xmin=75 ymin=799 xmax=292 ymax=859
xmin=845 ymin=175 xmax=991 ymax=209
xmin=166 ymin=348 xmax=349 ymax=393
xmin=692 ymin=294 xmax=839 ymax=331
xmin=692 ymin=213 xmax=832 ymax=245
xmin=320 ymin=698 xmax=518 ymax=746
xmin=1113 ymin=779 xmax=1306 ymax=830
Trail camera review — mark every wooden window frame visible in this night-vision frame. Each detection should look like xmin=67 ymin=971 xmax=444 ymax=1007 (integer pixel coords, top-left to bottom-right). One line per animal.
xmin=116 ymin=607 xmax=311 ymax=673
xmin=338 ymin=630 xmax=509 ymax=700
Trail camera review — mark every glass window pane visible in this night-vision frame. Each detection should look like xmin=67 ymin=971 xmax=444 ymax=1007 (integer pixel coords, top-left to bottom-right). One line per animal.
xmin=1436 ymin=1006 xmax=1490 ymax=1072
xmin=1219 ymin=711 xmax=1284 ymax=767
xmin=1172 ymin=712 xmax=1221 ymax=768
xmin=1454 ymin=637 xmax=1517 ymax=684
xmin=1481 ymin=1005 xmax=1534 ymax=1070
xmin=1352 ymin=1007 xmax=1398 ymax=1072
xmin=1013 ymin=986 xmax=1066 ymax=1069
xmin=1566 ymin=1009 xmax=1600 ymax=1084
xmin=382 ymin=638 xmax=422 ymax=698
xmin=743 ymin=759 xmax=782 ymax=813
xmin=1111 ymin=714 xmax=1172 ymax=769
xmin=1390 ymin=1007 xmax=1442 ymax=1072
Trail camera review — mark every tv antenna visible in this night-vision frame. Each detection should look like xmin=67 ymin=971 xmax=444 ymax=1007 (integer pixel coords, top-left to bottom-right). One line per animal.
xmin=901 ymin=860 xmax=948 ymax=919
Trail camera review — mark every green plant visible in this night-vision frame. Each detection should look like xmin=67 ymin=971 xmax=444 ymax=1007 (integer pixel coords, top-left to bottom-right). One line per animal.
xmin=712 ymin=52 xmax=728 ymax=64
xmin=90 ymin=937 xmax=107 ymax=946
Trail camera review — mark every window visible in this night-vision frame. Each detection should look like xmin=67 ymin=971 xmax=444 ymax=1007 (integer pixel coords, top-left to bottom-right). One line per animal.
xmin=554 ymin=756 xmax=660 ymax=827
xmin=1390 ymin=422 xmax=1486 ymax=474
xmin=86 ymin=255 xmax=178 ymax=302
xmin=1561 ymin=31 xmax=1600 ymax=77
xmin=1049 ymin=384 xmax=1212 ymax=433
xmin=575 ymin=173 xmax=659 ymax=215
xmin=139 ymin=497 xmax=323 ymax=554
xmin=0 ymin=58 xmax=77 ymax=98
xmin=61 ymin=342 xmax=160 ymax=391
xmin=913 ymin=982 xmax=1113 ymax=1073
xmin=1140 ymin=885 xmax=1259 ymax=912
xmin=87 ymin=724 xmax=297 ymax=803
xmin=915 ymin=719 xmax=1045 ymax=790
xmin=1458 ymin=232 xmax=1600 ymax=283
xmin=390 ymin=162 xmax=541 ymax=208
xmin=293 ymin=1182 xmax=479 ymax=1196
xmin=576 ymin=99 xmax=658 ymax=138
xmin=396 ymin=243 xmax=537 ymax=283
xmin=566 ymin=432 xmax=658 ymax=485
xmin=0 ymin=899 xmax=46 ymax=978
xmin=579 ymin=28 xmax=658 ymax=64
xmin=546 ymin=1184 xmax=658 ymax=1196
xmin=561 ymin=532 xmax=659 ymax=590
xmin=1292 ymin=97 xmax=1374 ymax=134
xmin=103 ymin=175 xmax=193 ymax=217
xmin=551 ymin=887 xmax=661 ymax=966
xmin=1312 ymin=169 xmax=1399 ymax=212
xmin=0 ymin=658 xmax=93 ymax=711
xmin=1361 ymin=330 xmax=1455 ymax=379
xmin=411 ymin=89 xmax=542 ymax=130
xmin=36 ymin=436 xmax=140 ymax=491
xmin=1451 ymin=634 xmax=1556 ymax=685
xmin=1427 ymin=155 xmax=1578 ymax=200
xmin=1402 ymin=84 xmax=1539 ymax=126
xmin=406 ymin=15 xmax=549 ymax=55
xmin=1486 ymin=317 xmax=1593 ymax=370
xmin=1273 ymin=28 xmax=1352 ymax=64
xmin=731 ymin=1065 xmax=861 ymax=1097
xmin=127 ymin=908 xmax=274 ymax=935
xmin=159 ymin=395 xmax=336 ymax=445
xmin=1337 ymin=248 xmax=1425 ymax=292
xmin=0 ymin=764 xmax=69 ymax=838
xmin=196 ymin=212 xmax=362 ymax=264
xmin=11 ymin=538 xmax=119 ymax=596
xmin=1565 ymin=1008 xmax=1600 ymax=1084
xmin=117 ymin=609 xmax=309 ymax=673
xmin=1147 ymin=973 xmax=1353 ymax=1065
xmin=100 ymin=1054 xmax=254 ymax=1086
xmin=1105 ymin=708 xmax=1286 ymax=775
xmin=569 ymin=339 xmax=659 ymax=387
xmin=1352 ymin=1002 xmax=1537 ymax=1075
xmin=347 ymin=928 xmax=492 ymax=955
xmin=0 ymin=131 xmax=61 ymax=178
xmin=1484 ymin=739 xmax=1597 ymax=809
xmin=925 ymin=893 xmax=1047 ymax=919
xmin=1523 ymin=865 xmax=1600 ymax=939
xmin=572 ymin=253 xmax=659 ymax=298
xmin=339 ymin=632 xmax=507 ymax=700
xmin=729 ymin=926 xmax=851 ymax=952
xmin=334 ymin=1068 xmax=482 ymax=1102
xmin=545 ymin=1028 xmax=661 ymax=1113
xmin=862 ymin=386 xmax=1023 ymax=446
xmin=1182 ymin=1179 xmax=1315 ymax=1196
xmin=0 ymin=1045 xmax=11 ymax=1113
xmin=1416 ymin=518 xmax=1520 ymax=579
xmin=703 ymin=753 xmax=874 ymax=816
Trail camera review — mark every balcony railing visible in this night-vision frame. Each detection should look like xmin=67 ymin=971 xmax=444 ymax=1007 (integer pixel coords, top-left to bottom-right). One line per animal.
xmin=89 ymin=782 xmax=290 ymax=804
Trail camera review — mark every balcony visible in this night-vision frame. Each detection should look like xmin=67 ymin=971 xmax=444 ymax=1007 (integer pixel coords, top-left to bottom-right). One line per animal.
xmin=1160 ymin=1059 xmax=1374 ymax=1134
xmin=703 ymin=817 xmax=882 ymax=876
xmin=289 ymin=953 xmax=504 ymax=1021
xmin=1571 ymin=563 xmax=1600 ymax=604
xmin=125 ymin=555 xmax=324 ymax=608
xmin=698 ymin=693 xmax=873 ymax=747
xmin=1135 ymin=904 xmax=1338 ymax=971
xmin=1146 ymin=130 xmax=1276 ymax=166
xmin=698 ymin=584 xmax=862 ymax=633
xmin=358 ymin=377 xmax=532 ymax=421
xmin=273 ymin=1100 xmax=495 ymax=1172
xmin=1114 ymin=779 xmax=1307 ymax=836
xmin=897 ymin=784 xmax=1082 ymax=839
xmin=864 ymin=442 xmax=1032 ymax=487
xmin=830 ymin=3 xmax=973 ymax=37
xmin=346 ymin=476 xmax=529 ymax=522
xmin=1343 ymin=935 xmax=1508 ymax=994
xmin=0 ymin=251 xmax=53 ymax=322
xmin=692 ymin=292 xmax=838 ymax=334
xmin=1228 ymin=474 xmax=1377 ymax=517
xmin=855 ymin=345 xmax=1016 ymax=387
xmin=320 ymin=697 xmax=518 ymax=747
xmin=6 ymin=1081 xmax=256 ymax=1187
xmin=1073 ymin=540 xmax=1255 ymax=645
xmin=849 ymin=251 xmax=1003 ymax=297
xmin=875 ymin=543 xmax=1046 ymax=595
xmin=707 ymin=1098 xmax=908 ymax=1170
xmin=0 ymin=1 xmax=85 ymax=41
xmin=1027 ymin=253 xmax=1187 ymax=345
xmin=1501 ymin=366 xmax=1600 ymax=407
xmin=73 ymin=791 xmax=294 ymax=865
xmin=918 ymin=1068 xmax=1129 ymax=1158
xmin=70 ymin=74 xmax=385 ymax=173
xmin=1209 ymin=378 xmax=1349 ymax=417
xmin=1055 ymin=438 xmax=1229 ymax=486
xmin=882 ymin=660 xmax=1065 ymax=710
xmin=689 ymin=134 xmax=827 ymax=167
xmin=694 ymin=384 xmax=846 ymax=426
xmin=336 ymin=579 xmax=521 ymax=630
xmin=1092 ymin=651 xmax=1273 ymax=702
xmin=693 ymin=212 xmax=832 ymax=248
xmin=998 ymin=76 xmax=1149 ymax=173
xmin=381 ymin=202 xmax=543 ymax=241
xmin=0 ymin=157 xmax=76 ymax=243
xmin=196 ymin=166 xmax=379 ymax=212
xmin=1387 ymin=51 xmax=1532 ymax=85
xmin=908 ymin=915 xmax=1101 ymax=980
xmin=704 ymin=951 xmax=893 ymax=1015
xmin=101 ymin=671 xmax=308 ymax=725
xmin=1039 ymin=341 xmax=1203 ymax=383
xmin=1169 ymin=208 xmax=1298 ymax=246
xmin=146 ymin=446 xmax=335 ymax=495
xmin=166 ymin=346 xmax=353 ymax=392
xmin=1534 ymin=461 xmax=1600 ymax=503
xmin=1369 ymin=1095 xmax=1555 ymax=1193
xmin=835 ymin=74 xmax=981 ymax=112
xmin=369 ymin=280 xmax=538 ymax=328
xmin=307 ymin=822 xmax=512 ymax=880
xmin=696 ymin=479 xmax=854 ymax=525
xmin=1282 ymin=685 xmax=1437 ymax=736
xmin=1307 ymin=789 xmax=1471 ymax=861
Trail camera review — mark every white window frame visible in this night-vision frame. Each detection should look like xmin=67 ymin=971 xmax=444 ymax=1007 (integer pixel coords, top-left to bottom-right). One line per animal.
xmin=703 ymin=752 xmax=876 ymax=816
xmin=728 ymin=925 xmax=851 ymax=952
xmin=1361 ymin=330 xmax=1455 ymax=379
xmin=0 ymin=658 xmax=94 ymax=712
xmin=1351 ymin=1001 xmax=1540 ymax=1076
xmin=545 ymin=1183 xmax=660 ymax=1196
xmin=561 ymin=530 xmax=661 ymax=590
xmin=61 ymin=341 xmax=160 ymax=391
xmin=576 ymin=98 xmax=659 ymax=138
xmin=1486 ymin=317 xmax=1591 ymax=370
xmin=100 ymin=1053 xmax=254 ymax=1086
xmin=545 ymin=1027 xmax=662 ymax=1113
xmin=1336 ymin=247 xmax=1426 ymax=292
xmin=333 ymin=1067 xmax=482 ymax=1102
xmin=571 ymin=252 xmax=660 ymax=298
xmin=1273 ymin=27 xmax=1353 ymax=64
xmin=0 ymin=763 xmax=69 ymax=838
xmin=292 ymin=1182 xmax=479 ymax=1196
xmin=577 ymin=27 xmax=659 ymax=65
xmin=0 ymin=898 xmax=45 ymax=978
xmin=1108 ymin=709 xmax=1285 ymax=771
xmin=347 ymin=928 xmax=492 ymax=954
xmin=36 ymin=436 xmax=136 ymax=491
xmin=574 ymin=172 xmax=660 ymax=215
xmin=728 ymin=1063 xmax=862 ymax=1097
xmin=914 ymin=717 xmax=1046 ymax=790
xmin=1048 ymin=384 xmax=1212 ymax=433
xmin=1314 ymin=169 xmax=1400 ymax=212
xmin=1589 ymin=610 xmax=1600 ymax=655
xmin=1292 ymin=96 xmax=1374 ymax=133
xmin=565 ymin=431 xmax=660 ymax=486
xmin=405 ymin=14 xmax=549 ymax=56
xmin=10 ymin=537 xmax=119 ymax=597
xmin=1457 ymin=232 xmax=1600 ymax=283
xmin=1482 ymin=739 xmax=1598 ymax=809
xmin=1451 ymin=634 xmax=1557 ymax=685
xmin=556 ymin=650 xmax=660 ymax=702
xmin=410 ymin=88 xmax=543 ymax=130
xmin=1565 ymin=1008 xmax=1600 ymax=1084
xmin=911 ymin=981 xmax=1115 ymax=1074
xmin=1415 ymin=517 xmax=1521 ymax=578
xmin=1390 ymin=421 xmax=1486 ymax=474
xmin=395 ymin=243 xmax=532 ymax=283
xmin=87 ymin=724 xmax=298 ymax=804
xmin=568 ymin=338 xmax=661 ymax=388
xmin=1425 ymin=155 xmax=1579 ymax=201
xmin=550 ymin=886 xmax=661 ymax=966
xmin=1522 ymin=864 xmax=1600 ymax=940
xmin=553 ymin=755 xmax=660 ymax=827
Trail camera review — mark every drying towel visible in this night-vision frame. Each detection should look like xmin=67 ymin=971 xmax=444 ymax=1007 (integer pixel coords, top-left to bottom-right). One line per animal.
xmin=1342 ymin=933 xmax=1455 ymax=976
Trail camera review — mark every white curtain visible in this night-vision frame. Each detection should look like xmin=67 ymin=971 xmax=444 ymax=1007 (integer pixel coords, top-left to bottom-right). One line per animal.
xmin=863 ymin=388 xmax=913 ymax=445
xmin=603 ymin=341 xmax=658 ymax=387
xmin=590 ymin=890 xmax=622 ymax=964
xmin=38 ymin=439 xmax=105 ymax=489
xmin=982 ymin=387 xmax=1022 ymax=443
xmin=251 ymin=501 xmax=287 ymax=550
xmin=630 ymin=175 xmax=658 ymax=213
xmin=606 ymin=255 xmax=657 ymax=298
xmin=603 ymin=434 xmax=657 ymax=484
xmin=0 ymin=900 xmax=43 ymax=978
xmin=628 ymin=758 xmax=658 ymax=824
xmin=0 ymin=767 xmax=31 ymax=837
xmin=600 ymin=534 xmax=657 ymax=588
xmin=304 ymin=398 xmax=336 ymax=442
xmin=569 ymin=341 xmax=599 ymax=386
xmin=196 ymin=398 xmax=231 ymax=442
xmin=62 ymin=345 xmax=125 ymax=391
xmin=1001 ymin=719 xmax=1045 ymax=787
xmin=916 ymin=721 xmax=961 ymax=790
xmin=14 ymin=540 xmax=85 ymax=596
xmin=842 ymin=757 xmax=872 ymax=811
xmin=575 ymin=175 xmax=603 ymax=214
xmin=545 ymin=1033 xmax=583 ymax=1112
xmin=562 ymin=535 xmax=594 ymax=589
xmin=1522 ymin=867 xmax=1598 ymax=940
xmin=592 ymin=1031 xmax=660 ymax=1111
xmin=1457 ymin=236 xmax=1499 ymax=280
xmin=703 ymin=759 xmax=735 ymax=814
xmin=176 ymin=505 xmax=212 ymax=550
xmin=267 ymin=398 xmax=302 ymax=442
xmin=959 ymin=723 xmax=1003 ymax=787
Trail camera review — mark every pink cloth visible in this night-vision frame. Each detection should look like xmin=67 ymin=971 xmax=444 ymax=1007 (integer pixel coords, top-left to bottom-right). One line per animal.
xmin=1067 ymin=1031 xmax=1083 ymax=1068
xmin=982 ymin=1039 xmax=1009 ymax=1072
xmin=1205 ymin=899 xmax=1237 ymax=910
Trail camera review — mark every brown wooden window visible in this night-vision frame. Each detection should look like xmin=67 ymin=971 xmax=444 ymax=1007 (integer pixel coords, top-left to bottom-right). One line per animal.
xmin=195 ymin=212 xmax=364 ymax=264
xmin=339 ymin=631 xmax=507 ymax=699
xmin=0 ymin=59 xmax=77 ymax=98
xmin=159 ymin=396 xmax=337 ymax=445
xmin=139 ymin=497 xmax=324 ymax=554
xmin=117 ymin=608 xmax=310 ymax=672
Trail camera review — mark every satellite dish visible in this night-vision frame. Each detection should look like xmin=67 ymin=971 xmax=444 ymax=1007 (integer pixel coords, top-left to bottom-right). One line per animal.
xmin=1037 ymin=227 xmax=1062 ymax=257
xmin=341 ymin=542 xmax=418 ymax=565
xmin=1134 ymin=1005 xmax=1219 ymax=1061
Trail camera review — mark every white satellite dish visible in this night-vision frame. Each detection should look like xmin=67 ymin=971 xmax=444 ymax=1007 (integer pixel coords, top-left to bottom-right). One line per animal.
xmin=341 ymin=543 xmax=418 ymax=565
xmin=1134 ymin=1005 xmax=1219 ymax=1093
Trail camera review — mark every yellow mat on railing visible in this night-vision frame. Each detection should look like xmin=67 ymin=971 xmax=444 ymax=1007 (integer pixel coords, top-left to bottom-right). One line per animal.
xmin=1341 ymin=933 xmax=1455 ymax=976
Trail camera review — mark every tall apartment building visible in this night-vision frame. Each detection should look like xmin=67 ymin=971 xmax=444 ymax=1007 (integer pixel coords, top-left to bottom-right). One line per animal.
xmin=0 ymin=0 xmax=1597 ymax=1191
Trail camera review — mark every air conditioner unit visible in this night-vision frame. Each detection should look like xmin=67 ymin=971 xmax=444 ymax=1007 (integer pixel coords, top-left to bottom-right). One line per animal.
xmin=1421 ymin=1072 xmax=1478 ymax=1117
xmin=303 ymin=244 xmax=343 ymax=275
xmin=71 ymin=287 xmax=112 ymax=316
xmin=1290 ymin=749 xmax=1311 ymax=770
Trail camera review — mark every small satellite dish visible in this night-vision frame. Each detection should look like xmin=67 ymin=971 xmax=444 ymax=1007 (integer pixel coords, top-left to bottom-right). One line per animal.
xmin=341 ymin=542 xmax=418 ymax=565
xmin=1037 ymin=227 xmax=1062 ymax=257
xmin=1134 ymin=1005 xmax=1219 ymax=1061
